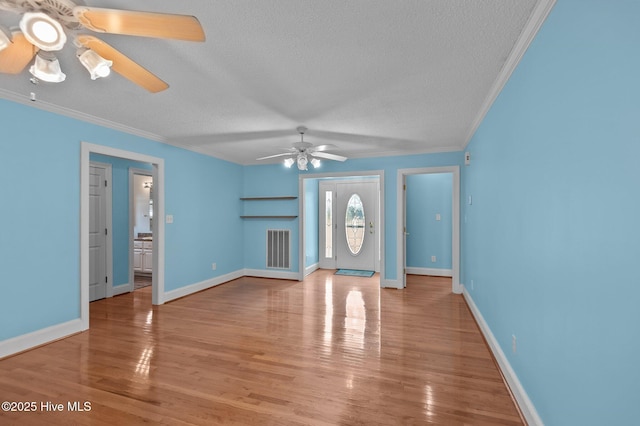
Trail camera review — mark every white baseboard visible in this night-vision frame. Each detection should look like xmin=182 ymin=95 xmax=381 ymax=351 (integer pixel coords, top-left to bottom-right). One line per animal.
xmin=243 ymin=269 xmax=300 ymax=280
xmin=163 ymin=270 xmax=244 ymax=303
xmin=112 ymin=283 xmax=131 ymax=296
xmin=0 ymin=319 xmax=85 ymax=359
xmin=406 ymin=267 xmax=453 ymax=277
xmin=305 ymin=263 xmax=319 ymax=277
xmin=462 ymin=288 xmax=543 ymax=426
xmin=381 ymin=279 xmax=402 ymax=289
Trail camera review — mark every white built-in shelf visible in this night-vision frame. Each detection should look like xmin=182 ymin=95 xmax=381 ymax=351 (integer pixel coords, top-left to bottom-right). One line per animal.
xmin=240 ymin=196 xmax=297 ymax=200
xmin=240 ymin=196 xmax=298 ymax=219
xmin=240 ymin=215 xmax=297 ymax=219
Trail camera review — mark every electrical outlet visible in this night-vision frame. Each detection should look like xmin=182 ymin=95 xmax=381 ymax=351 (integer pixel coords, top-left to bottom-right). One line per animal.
xmin=211 ymin=263 xmax=217 ymax=270
xmin=431 ymin=255 xmax=436 ymax=263
xmin=435 ymin=213 xmax=441 ymax=221
xmin=512 ymin=335 xmax=517 ymax=354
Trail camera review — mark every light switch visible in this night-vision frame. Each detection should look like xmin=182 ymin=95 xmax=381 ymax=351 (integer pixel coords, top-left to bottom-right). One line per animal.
xmin=436 ymin=213 xmax=441 ymax=221
xmin=166 ymin=215 xmax=174 ymax=224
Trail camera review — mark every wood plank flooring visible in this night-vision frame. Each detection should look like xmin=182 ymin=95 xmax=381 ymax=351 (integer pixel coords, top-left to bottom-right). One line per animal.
xmin=0 ymin=271 xmax=523 ymax=425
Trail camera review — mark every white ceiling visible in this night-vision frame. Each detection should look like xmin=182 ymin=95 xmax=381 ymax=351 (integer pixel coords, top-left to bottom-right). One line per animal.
xmin=0 ymin=0 xmax=547 ymax=165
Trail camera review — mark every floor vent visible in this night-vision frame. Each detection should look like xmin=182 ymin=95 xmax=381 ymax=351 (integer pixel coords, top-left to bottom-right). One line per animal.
xmin=267 ymin=229 xmax=290 ymax=269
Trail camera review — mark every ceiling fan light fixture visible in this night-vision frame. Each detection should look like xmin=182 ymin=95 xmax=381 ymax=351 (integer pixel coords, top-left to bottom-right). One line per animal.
xmin=310 ymin=158 xmax=321 ymax=168
xmin=19 ymin=12 xmax=67 ymax=51
xmin=283 ymin=157 xmax=295 ymax=168
xmin=29 ymin=52 xmax=66 ymax=83
xmin=297 ymin=154 xmax=308 ymax=171
xmin=77 ymin=48 xmax=112 ymax=79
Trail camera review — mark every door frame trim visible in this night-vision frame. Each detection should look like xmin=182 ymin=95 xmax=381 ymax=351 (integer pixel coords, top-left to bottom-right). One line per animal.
xmin=88 ymin=161 xmax=113 ymax=299
xmin=397 ymin=166 xmax=461 ymax=294
xmin=299 ymin=170 xmax=385 ymax=286
xmin=81 ymin=142 xmax=165 ymax=332
xmin=129 ymin=168 xmax=154 ymax=294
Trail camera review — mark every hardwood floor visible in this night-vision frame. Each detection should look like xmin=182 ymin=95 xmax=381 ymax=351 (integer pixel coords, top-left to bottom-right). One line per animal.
xmin=0 ymin=271 xmax=523 ymax=425
xmin=134 ymin=274 xmax=153 ymax=290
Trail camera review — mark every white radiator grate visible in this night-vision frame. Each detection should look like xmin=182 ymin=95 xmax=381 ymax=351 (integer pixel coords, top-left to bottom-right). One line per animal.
xmin=267 ymin=229 xmax=290 ymax=269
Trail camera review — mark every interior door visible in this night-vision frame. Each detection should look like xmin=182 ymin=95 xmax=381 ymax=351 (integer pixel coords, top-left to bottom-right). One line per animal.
xmin=336 ymin=181 xmax=377 ymax=271
xmin=89 ymin=164 xmax=107 ymax=301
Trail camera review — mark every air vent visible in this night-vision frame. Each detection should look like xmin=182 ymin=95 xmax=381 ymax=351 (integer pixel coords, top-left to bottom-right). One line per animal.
xmin=267 ymin=229 xmax=290 ymax=269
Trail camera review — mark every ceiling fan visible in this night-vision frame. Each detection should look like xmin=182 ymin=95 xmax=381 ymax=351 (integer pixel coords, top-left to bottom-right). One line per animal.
xmin=0 ymin=0 xmax=205 ymax=92
xmin=256 ymin=126 xmax=348 ymax=170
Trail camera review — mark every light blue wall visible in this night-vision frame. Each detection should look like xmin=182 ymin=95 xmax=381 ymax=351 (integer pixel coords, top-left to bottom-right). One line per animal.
xmin=89 ymin=154 xmax=152 ymax=286
xmin=0 ymin=99 xmax=243 ymax=340
xmin=406 ymin=173 xmax=452 ymax=270
xmin=244 ymin=152 xmax=463 ymax=281
xmin=461 ymin=1 xmax=640 ymax=425
xmin=242 ymin=164 xmax=299 ymax=271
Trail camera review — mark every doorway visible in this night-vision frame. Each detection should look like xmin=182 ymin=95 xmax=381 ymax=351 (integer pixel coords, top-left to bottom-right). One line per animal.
xmin=397 ymin=166 xmax=461 ymax=293
xmin=319 ymin=179 xmax=379 ymax=272
xmin=300 ymin=171 xmax=385 ymax=286
xmin=80 ymin=142 xmax=165 ymax=331
xmin=130 ymin=169 xmax=154 ymax=291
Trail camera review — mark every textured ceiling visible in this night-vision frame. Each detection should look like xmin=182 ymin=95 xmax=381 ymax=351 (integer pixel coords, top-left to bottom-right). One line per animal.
xmin=0 ymin=0 xmax=544 ymax=165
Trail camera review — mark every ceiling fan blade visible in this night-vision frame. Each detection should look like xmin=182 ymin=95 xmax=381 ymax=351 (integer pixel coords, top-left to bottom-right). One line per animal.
xmin=0 ymin=32 xmax=38 ymax=74
xmin=310 ymin=144 xmax=338 ymax=152
xmin=76 ymin=35 xmax=168 ymax=93
xmin=74 ymin=7 xmax=205 ymax=42
xmin=312 ymin=152 xmax=348 ymax=162
xmin=256 ymin=153 xmax=293 ymax=161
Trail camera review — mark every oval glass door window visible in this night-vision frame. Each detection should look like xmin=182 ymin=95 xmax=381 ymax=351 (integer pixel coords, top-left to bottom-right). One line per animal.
xmin=345 ymin=193 xmax=365 ymax=255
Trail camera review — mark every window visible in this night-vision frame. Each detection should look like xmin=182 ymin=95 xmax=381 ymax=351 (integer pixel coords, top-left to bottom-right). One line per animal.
xmin=325 ymin=190 xmax=332 ymax=258
xmin=345 ymin=193 xmax=365 ymax=255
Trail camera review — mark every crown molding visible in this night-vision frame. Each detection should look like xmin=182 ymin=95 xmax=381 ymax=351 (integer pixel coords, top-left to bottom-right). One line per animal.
xmin=0 ymin=88 xmax=166 ymax=143
xmin=462 ymin=0 xmax=557 ymax=150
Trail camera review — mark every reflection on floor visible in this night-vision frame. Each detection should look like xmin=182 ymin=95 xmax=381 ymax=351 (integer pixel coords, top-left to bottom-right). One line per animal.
xmin=134 ymin=274 xmax=152 ymax=290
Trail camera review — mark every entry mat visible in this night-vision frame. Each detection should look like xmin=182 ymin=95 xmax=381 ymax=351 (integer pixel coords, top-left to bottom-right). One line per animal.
xmin=335 ymin=269 xmax=375 ymax=277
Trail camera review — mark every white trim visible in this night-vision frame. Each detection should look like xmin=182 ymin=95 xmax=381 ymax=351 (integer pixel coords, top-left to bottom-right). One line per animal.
xmin=89 ymin=161 xmax=114 ymax=298
xmin=243 ymin=269 xmax=299 ymax=281
xmin=463 ymin=288 xmax=543 ymax=426
xmin=0 ymin=88 xmax=165 ymax=143
xmin=0 ymin=319 xmax=84 ymax=359
xmin=305 ymin=262 xmax=319 ymax=276
xmin=129 ymin=167 xmax=153 ymax=295
xmin=462 ymin=0 xmax=557 ymax=149
xmin=397 ymin=166 xmax=461 ymax=294
xmin=163 ymin=270 xmax=244 ymax=303
xmin=112 ymin=283 xmax=131 ymax=296
xmin=406 ymin=267 xmax=453 ymax=277
xmin=381 ymin=279 xmax=401 ymax=289
xmin=81 ymin=142 xmax=166 ymax=331
xmin=299 ymin=170 xmax=385 ymax=288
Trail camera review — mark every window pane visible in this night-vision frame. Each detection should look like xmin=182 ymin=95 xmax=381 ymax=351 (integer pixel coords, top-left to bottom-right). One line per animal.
xmin=345 ymin=193 xmax=365 ymax=255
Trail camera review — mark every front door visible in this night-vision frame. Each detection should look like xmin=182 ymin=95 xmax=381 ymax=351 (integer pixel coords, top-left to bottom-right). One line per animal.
xmin=336 ymin=182 xmax=377 ymax=271
xmin=89 ymin=164 xmax=107 ymax=301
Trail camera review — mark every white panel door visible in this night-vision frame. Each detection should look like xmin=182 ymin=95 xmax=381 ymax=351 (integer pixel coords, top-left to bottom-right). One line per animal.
xmin=89 ymin=165 xmax=107 ymax=301
xmin=336 ymin=182 xmax=377 ymax=271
